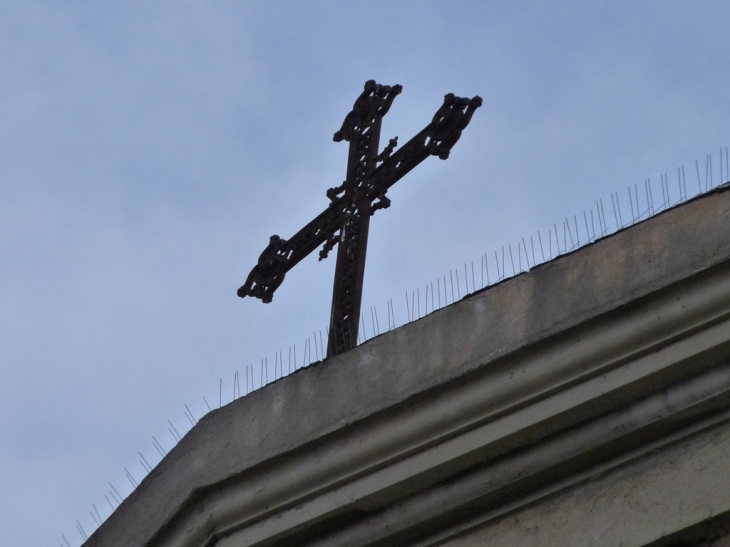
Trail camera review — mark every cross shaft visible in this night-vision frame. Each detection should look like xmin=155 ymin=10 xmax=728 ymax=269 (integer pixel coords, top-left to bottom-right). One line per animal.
xmin=238 ymin=81 xmax=482 ymax=357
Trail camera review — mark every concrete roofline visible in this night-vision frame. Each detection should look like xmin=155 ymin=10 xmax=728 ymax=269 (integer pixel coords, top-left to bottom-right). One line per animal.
xmin=85 ymin=184 xmax=730 ymax=547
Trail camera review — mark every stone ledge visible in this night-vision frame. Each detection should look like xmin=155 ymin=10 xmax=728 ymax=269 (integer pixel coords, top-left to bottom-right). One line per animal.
xmin=85 ymin=186 xmax=730 ymax=547
xmin=430 ymin=414 xmax=730 ymax=547
xmin=208 ymin=269 xmax=730 ymax=546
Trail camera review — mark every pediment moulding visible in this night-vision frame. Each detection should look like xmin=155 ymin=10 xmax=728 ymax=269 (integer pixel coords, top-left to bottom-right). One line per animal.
xmin=86 ymin=187 xmax=730 ymax=547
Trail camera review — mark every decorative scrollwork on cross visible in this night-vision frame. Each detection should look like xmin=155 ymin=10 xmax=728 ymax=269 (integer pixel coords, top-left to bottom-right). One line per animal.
xmin=236 ymin=235 xmax=290 ymax=303
xmin=238 ymin=81 xmax=482 ymax=357
xmin=333 ymin=80 xmax=402 ymax=144
xmin=426 ymin=94 xmax=483 ymax=160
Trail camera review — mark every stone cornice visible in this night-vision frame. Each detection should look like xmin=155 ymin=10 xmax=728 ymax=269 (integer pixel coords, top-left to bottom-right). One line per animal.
xmin=84 ymin=186 xmax=730 ymax=547
xmin=176 ymin=262 xmax=730 ymax=546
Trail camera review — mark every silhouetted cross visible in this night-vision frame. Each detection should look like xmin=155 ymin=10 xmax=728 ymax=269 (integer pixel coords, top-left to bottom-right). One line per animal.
xmin=238 ymin=80 xmax=481 ymax=357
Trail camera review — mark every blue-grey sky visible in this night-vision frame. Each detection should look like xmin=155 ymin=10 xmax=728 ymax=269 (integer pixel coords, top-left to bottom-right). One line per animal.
xmin=2 ymin=2 xmax=729 ymax=545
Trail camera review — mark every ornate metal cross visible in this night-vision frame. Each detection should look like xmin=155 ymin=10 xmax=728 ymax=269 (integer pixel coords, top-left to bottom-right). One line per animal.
xmin=238 ymin=80 xmax=481 ymax=357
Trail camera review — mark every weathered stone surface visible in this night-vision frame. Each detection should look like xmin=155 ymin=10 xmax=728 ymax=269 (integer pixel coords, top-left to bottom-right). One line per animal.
xmin=85 ymin=186 xmax=730 ymax=547
xmin=439 ymin=418 xmax=730 ymax=547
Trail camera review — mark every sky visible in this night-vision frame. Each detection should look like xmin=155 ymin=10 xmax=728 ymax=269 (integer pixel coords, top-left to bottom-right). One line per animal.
xmin=2 ymin=2 xmax=730 ymax=545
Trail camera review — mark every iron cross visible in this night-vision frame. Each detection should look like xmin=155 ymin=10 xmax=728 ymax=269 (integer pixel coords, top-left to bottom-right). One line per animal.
xmin=238 ymin=80 xmax=482 ymax=357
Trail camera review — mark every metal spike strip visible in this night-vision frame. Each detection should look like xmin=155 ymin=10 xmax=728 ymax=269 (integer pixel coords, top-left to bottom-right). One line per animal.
xmin=71 ymin=147 xmax=730 ymax=544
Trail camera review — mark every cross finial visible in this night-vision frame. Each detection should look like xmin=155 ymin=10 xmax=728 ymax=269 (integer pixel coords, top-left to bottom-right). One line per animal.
xmin=238 ymin=82 xmax=482 ymax=356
